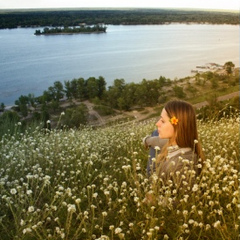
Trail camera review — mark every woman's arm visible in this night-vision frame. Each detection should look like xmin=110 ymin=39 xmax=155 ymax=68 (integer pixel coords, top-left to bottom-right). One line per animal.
xmin=143 ymin=136 xmax=167 ymax=148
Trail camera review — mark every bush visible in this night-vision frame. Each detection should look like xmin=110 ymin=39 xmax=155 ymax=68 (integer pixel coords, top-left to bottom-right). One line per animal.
xmin=93 ymin=105 xmax=115 ymax=116
xmin=61 ymin=104 xmax=88 ymax=128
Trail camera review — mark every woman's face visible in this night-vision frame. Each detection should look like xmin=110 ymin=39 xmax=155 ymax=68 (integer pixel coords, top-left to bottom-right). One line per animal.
xmin=156 ymin=108 xmax=175 ymax=141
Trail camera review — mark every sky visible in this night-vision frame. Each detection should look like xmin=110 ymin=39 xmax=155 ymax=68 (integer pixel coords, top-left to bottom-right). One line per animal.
xmin=0 ymin=0 xmax=239 ymax=11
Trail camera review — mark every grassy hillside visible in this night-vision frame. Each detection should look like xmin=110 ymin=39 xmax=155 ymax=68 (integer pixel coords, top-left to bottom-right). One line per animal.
xmin=0 ymin=106 xmax=239 ymax=239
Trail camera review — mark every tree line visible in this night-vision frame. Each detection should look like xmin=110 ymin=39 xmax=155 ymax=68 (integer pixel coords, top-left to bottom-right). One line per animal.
xmin=12 ymin=75 xmax=172 ymax=116
xmin=0 ymin=61 xmax=238 ymax=133
xmin=0 ymin=9 xmax=238 ymax=29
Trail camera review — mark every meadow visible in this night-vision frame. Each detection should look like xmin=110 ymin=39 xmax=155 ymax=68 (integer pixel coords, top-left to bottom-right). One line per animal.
xmin=0 ymin=106 xmax=239 ymax=239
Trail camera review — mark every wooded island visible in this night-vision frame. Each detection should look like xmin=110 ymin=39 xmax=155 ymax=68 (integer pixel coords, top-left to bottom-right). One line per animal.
xmin=34 ymin=24 xmax=107 ymax=35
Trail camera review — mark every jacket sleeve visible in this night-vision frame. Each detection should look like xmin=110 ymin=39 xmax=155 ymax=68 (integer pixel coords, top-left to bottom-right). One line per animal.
xmin=144 ymin=136 xmax=168 ymax=149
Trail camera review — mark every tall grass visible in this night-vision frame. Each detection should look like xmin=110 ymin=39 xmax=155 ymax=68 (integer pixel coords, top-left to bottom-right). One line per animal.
xmin=0 ymin=109 xmax=239 ymax=239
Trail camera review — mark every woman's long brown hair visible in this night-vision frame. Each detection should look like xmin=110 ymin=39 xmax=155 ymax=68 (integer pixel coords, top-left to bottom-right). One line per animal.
xmin=157 ymin=100 xmax=204 ymax=163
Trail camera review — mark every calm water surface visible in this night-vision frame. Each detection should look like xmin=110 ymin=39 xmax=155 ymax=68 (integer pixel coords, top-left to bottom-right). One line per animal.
xmin=0 ymin=24 xmax=239 ymax=106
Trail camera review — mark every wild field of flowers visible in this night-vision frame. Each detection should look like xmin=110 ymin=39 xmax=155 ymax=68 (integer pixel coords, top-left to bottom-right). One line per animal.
xmin=0 ymin=109 xmax=239 ymax=240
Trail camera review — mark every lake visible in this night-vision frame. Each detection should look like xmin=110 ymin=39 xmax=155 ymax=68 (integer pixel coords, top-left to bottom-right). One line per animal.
xmin=0 ymin=24 xmax=239 ymax=106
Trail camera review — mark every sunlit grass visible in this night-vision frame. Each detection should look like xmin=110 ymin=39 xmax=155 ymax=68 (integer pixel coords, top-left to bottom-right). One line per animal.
xmin=0 ymin=109 xmax=239 ymax=239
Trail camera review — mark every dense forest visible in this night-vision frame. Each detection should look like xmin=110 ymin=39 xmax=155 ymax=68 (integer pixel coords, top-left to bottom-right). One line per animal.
xmin=0 ymin=9 xmax=238 ymax=29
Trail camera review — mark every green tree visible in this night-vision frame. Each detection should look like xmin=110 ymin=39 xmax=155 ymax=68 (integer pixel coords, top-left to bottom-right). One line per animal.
xmin=64 ymin=80 xmax=74 ymax=99
xmin=158 ymin=76 xmax=171 ymax=87
xmin=135 ymin=79 xmax=160 ymax=107
xmin=224 ymin=61 xmax=235 ymax=75
xmin=49 ymin=100 xmax=60 ymax=112
xmin=0 ymin=103 xmax=5 ymax=112
xmin=105 ymin=79 xmax=125 ymax=109
xmin=97 ymin=76 xmax=106 ymax=99
xmin=173 ymin=85 xmax=186 ymax=99
xmin=204 ymin=71 xmax=214 ymax=81
xmin=76 ymin=78 xmax=87 ymax=100
xmin=47 ymin=81 xmax=64 ymax=102
xmin=186 ymin=82 xmax=197 ymax=97
xmin=86 ymin=77 xmax=99 ymax=99
xmin=158 ymin=91 xmax=168 ymax=104
xmin=53 ymin=81 xmax=64 ymax=100
xmin=121 ymin=83 xmax=138 ymax=110
xmin=210 ymin=78 xmax=219 ymax=89
xmin=15 ymin=95 xmax=29 ymax=117
xmin=19 ymin=104 xmax=28 ymax=117
xmin=15 ymin=95 xmax=29 ymax=106
xmin=28 ymin=93 xmax=36 ymax=108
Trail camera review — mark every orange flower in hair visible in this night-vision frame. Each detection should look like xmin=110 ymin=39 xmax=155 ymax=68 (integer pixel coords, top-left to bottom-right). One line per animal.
xmin=170 ymin=116 xmax=178 ymax=125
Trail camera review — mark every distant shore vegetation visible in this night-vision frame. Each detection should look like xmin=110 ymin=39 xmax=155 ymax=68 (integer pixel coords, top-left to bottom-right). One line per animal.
xmin=0 ymin=9 xmax=239 ymax=29
xmin=34 ymin=24 xmax=107 ymax=35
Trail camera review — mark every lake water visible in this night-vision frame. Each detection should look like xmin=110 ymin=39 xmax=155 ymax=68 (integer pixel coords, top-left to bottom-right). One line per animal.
xmin=0 ymin=24 xmax=239 ymax=106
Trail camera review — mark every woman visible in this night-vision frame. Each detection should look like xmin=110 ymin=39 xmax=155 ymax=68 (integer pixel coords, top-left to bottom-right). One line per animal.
xmin=144 ymin=100 xmax=204 ymax=204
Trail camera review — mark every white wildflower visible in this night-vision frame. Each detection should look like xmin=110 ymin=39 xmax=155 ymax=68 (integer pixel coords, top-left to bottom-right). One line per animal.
xmin=75 ymin=198 xmax=81 ymax=204
xmin=115 ymin=227 xmax=122 ymax=234
xmin=67 ymin=204 xmax=76 ymax=213
xmin=28 ymin=206 xmax=35 ymax=213
xmin=10 ymin=188 xmax=17 ymax=195
xmin=26 ymin=190 xmax=32 ymax=195
xmin=163 ymin=234 xmax=169 ymax=240
xmin=93 ymin=192 xmax=98 ymax=198
xmin=20 ymin=219 xmax=25 ymax=226
xmin=192 ymin=184 xmax=199 ymax=192
xmin=23 ymin=228 xmax=32 ymax=234
xmin=102 ymin=211 xmax=107 ymax=217
xmin=154 ymin=146 xmax=160 ymax=151
xmin=109 ymin=225 xmax=114 ymax=230
xmin=213 ymin=220 xmax=221 ymax=228
xmin=183 ymin=210 xmax=188 ymax=216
